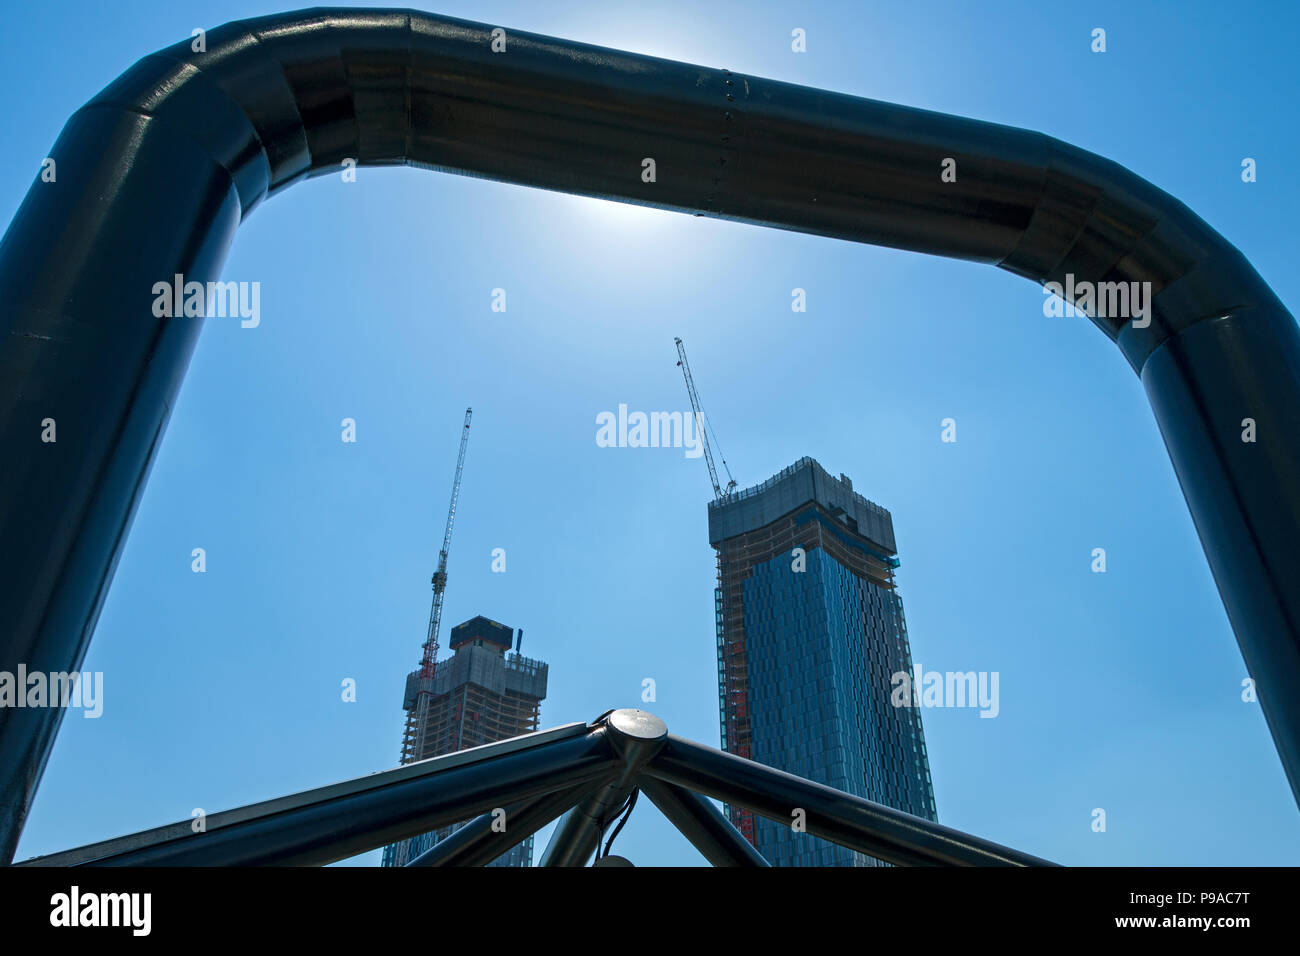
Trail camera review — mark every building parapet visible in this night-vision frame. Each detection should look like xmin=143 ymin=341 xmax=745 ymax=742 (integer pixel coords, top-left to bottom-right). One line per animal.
xmin=708 ymin=457 xmax=896 ymax=554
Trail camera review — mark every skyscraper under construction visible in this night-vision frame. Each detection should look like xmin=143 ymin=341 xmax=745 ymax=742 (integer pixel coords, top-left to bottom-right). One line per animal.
xmin=710 ymin=457 xmax=936 ymax=866
xmin=381 ymin=616 xmax=548 ymax=867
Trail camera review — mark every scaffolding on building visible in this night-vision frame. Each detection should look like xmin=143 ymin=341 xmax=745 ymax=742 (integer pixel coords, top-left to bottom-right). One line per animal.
xmin=401 ymin=653 xmax=548 ymax=762
xmin=386 ymin=634 xmax=549 ymax=866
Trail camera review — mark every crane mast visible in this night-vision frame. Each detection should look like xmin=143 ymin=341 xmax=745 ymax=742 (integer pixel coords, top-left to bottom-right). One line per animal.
xmin=675 ymin=337 xmax=737 ymax=499
xmin=419 ymin=407 xmax=472 ymax=680
xmin=407 ymin=407 xmax=472 ymax=764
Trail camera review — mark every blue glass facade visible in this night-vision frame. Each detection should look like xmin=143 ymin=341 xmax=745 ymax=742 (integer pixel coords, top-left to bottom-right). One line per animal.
xmin=710 ymin=458 xmax=936 ymax=866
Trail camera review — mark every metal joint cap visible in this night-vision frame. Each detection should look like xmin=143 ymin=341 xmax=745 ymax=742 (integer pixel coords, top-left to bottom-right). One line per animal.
xmin=602 ymin=709 xmax=668 ymax=787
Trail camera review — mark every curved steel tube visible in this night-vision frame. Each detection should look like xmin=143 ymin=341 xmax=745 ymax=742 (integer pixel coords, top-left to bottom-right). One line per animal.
xmin=1 ymin=8 xmax=1297 ymax=861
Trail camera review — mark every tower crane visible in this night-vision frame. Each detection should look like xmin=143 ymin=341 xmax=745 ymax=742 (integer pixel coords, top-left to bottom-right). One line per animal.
xmin=674 ymin=337 xmax=737 ymax=500
xmin=406 ymin=407 xmax=472 ymax=764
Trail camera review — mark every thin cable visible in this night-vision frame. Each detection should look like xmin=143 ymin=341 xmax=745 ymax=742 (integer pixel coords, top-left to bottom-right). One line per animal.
xmin=699 ymin=406 xmax=735 ymax=486
xmin=601 ymin=790 xmax=639 ymax=859
xmin=590 ymin=791 xmax=636 ymax=864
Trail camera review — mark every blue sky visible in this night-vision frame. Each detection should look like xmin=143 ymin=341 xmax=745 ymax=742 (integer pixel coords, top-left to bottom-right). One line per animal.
xmin=5 ymin=0 xmax=1299 ymax=865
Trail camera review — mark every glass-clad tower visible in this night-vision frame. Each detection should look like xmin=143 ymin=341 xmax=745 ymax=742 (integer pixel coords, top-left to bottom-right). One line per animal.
xmin=709 ymin=457 xmax=936 ymax=866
